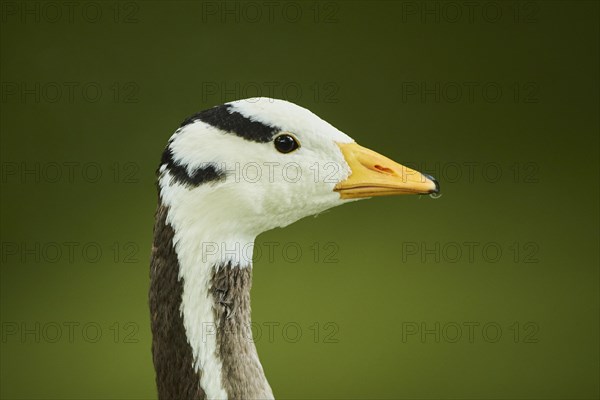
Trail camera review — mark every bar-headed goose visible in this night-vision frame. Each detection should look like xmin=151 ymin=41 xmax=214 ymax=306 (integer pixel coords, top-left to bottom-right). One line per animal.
xmin=150 ymin=98 xmax=439 ymax=400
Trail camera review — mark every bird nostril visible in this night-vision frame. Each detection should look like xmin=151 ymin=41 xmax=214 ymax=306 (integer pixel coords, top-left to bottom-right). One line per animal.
xmin=373 ymin=164 xmax=394 ymax=175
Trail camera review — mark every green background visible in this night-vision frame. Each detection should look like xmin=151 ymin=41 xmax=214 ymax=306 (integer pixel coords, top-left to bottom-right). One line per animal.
xmin=1 ymin=0 xmax=598 ymax=399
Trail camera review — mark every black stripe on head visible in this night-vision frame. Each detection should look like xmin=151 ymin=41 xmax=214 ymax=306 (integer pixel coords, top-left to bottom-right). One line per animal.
xmin=180 ymin=104 xmax=279 ymax=143
xmin=160 ymin=147 xmax=224 ymax=188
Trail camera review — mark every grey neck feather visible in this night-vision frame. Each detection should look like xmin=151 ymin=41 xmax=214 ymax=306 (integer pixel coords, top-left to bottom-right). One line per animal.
xmin=150 ymin=202 xmax=273 ymax=400
xmin=211 ymin=262 xmax=274 ymax=399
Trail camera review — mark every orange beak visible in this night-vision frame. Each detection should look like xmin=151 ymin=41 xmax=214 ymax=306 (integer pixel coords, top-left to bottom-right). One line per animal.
xmin=334 ymin=142 xmax=439 ymax=199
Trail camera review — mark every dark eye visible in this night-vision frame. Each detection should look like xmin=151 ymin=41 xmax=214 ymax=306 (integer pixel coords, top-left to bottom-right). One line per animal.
xmin=274 ymin=134 xmax=300 ymax=154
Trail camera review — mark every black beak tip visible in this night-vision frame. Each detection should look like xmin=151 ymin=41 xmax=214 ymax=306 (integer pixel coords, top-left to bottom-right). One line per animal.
xmin=424 ymin=174 xmax=440 ymax=194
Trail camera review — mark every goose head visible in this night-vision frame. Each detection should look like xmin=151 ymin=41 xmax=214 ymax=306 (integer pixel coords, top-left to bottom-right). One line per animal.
xmin=159 ymin=97 xmax=438 ymax=247
xmin=150 ymin=97 xmax=439 ymax=400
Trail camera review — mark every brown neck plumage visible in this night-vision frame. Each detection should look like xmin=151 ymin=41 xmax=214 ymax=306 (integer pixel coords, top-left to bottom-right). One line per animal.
xmin=150 ymin=203 xmax=273 ymax=400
